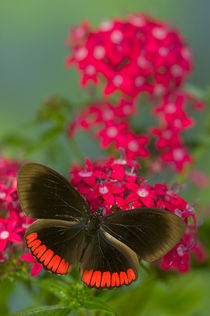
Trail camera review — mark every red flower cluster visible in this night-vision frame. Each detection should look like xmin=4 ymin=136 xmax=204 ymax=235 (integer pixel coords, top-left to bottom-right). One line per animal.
xmin=70 ymin=157 xmax=205 ymax=272
xmin=69 ymin=99 xmax=149 ymax=160
xmin=0 ymin=157 xmax=42 ymax=275
xmin=151 ymin=92 xmax=204 ymax=171
xmin=66 ymin=14 xmax=192 ymax=97
xmin=68 ymin=92 xmax=203 ymax=171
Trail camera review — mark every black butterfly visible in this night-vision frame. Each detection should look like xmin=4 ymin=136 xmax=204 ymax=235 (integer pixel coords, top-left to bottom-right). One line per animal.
xmin=17 ymin=163 xmax=185 ymax=289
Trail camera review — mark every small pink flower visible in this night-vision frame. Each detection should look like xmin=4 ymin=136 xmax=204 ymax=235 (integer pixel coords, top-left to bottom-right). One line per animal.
xmin=0 ymin=220 xmax=22 ymax=252
xmin=21 ymin=253 xmax=43 ymax=277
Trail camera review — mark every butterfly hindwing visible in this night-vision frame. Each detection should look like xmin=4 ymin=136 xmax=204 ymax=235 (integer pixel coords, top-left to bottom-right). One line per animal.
xmin=17 ymin=163 xmax=90 ymax=221
xmin=25 ymin=219 xmax=86 ymax=274
xmin=80 ymin=228 xmax=139 ymax=289
xmin=101 ymin=208 xmax=185 ymax=262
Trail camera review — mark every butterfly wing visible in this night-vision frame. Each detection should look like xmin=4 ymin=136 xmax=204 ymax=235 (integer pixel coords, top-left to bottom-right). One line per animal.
xmin=25 ymin=219 xmax=86 ymax=274
xmin=17 ymin=163 xmax=90 ymax=221
xmin=80 ymin=228 xmax=139 ymax=289
xmin=101 ymin=208 xmax=185 ymax=262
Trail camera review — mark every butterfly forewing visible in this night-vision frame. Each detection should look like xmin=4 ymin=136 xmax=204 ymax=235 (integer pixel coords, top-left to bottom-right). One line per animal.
xmin=80 ymin=228 xmax=139 ymax=289
xmin=25 ymin=219 xmax=86 ymax=274
xmin=101 ymin=208 xmax=185 ymax=262
xmin=17 ymin=163 xmax=90 ymax=221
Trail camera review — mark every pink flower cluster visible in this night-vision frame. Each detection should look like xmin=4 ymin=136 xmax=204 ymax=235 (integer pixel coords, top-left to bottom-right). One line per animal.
xmin=68 ymin=92 xmax=203 ymax=171
xmin=70 ymin=157 xmax=206 ymax=272
xmin=151 ymin=92 xmax=204 ymax=171
xmin=69 ymin=99 xmax=149 ymax=160
xmin=0 ymin=157 xmax=42 ymax=275
xmin=66 ymin=14 xmax=192 ymax=98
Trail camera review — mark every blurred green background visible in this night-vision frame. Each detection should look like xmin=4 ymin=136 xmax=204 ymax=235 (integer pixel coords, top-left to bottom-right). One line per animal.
xmin=1 ymin=1 xmax=210 ymax=315
xmin=1 ymin=0 xmax=210 ymax=136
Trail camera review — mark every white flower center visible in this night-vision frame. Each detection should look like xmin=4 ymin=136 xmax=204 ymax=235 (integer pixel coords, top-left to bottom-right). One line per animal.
xmin=85 ymin=65 xmax=96 ymax=75
xmin=75 ymin=47 xmax=88 ymax=61
xmin=152 ymin=27 xmax=167 ymax=40
xmin=165 ymin=103 xmax=176 ymax=113
xmin=174 ymin=209 xmax=183 ymax=219
xmin=173 ymin=148 xmax=185 ymax=161
xmin=181 ymin=47 xmax=191 ymax=60
xmin=135 ymin=76 xmax=144 ymax=87
xmin=137 ymin=188 xmax=149 ymax=197
xmin=111 ymin=30 xmax=123 ymax=43
xmin=128 ymin=140 xmax=139 ymax=152
xmin=162 ymin=130 xmax=172 ymax=139
xmin=103 ymin=110 xmax=114 ymax=120
xmin=78 ymin=170 xmax=93 ymax=177
xmin=22 ymin=223 xmax=30 ymax=229
xmin=177 ymin=245 xmax=185 ymax=256
xmin=0 ymin=231 xmax=9 ymax=239
xmin=94 ymin=46 xmax=105 ymax=59
xmin=100 ymin=20 xmax=113 ymax=31
xmin=129 ymin=15 xmax=145 ymax=27
xmin=99 ymin=186 xmax=109 ymax=194
xmin=114 ymin=159 xmax=127 ymax=165
xmin=0 ymin=192 xmax=6 ymax=199
xmin=107 ymin=127 xmax=118 ymax=138
xmin=113 ymin=75 xmax=123 ymax=87
xmin=159 ymin=47 xmax=169 ymax=57
xmin=122 ymin=105 xmax=132 ymax=115
xmin=171 ymin=65 xmax=183 ymax=76
xmin=137 ymin=56 xmax=148 ymax=67
xmin=154 ymin=84 xmax=165 ymax=96
xmin=174 ymin=119 xmax=182 ymax=128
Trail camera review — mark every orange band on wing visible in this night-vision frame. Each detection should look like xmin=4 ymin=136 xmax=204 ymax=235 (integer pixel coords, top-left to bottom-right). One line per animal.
xmin=33 ymin=245 xmax=47 ymax=258
xmin=127 ymin=269 xmax=136 ymax=282
xmin=120 ymin=272 xmax=128 ymax=285
xmin=47 ymin=254 xmax=61 ymax=272
xmin=25 ymin=233 xmax=72 ymax=275
xmin=90 ymin=271 xmax=101 ymax=288
xmin=82 ymin=270 xmax=93 ymax=285
xmin=101 ymin=272 xmax=111 ymax=287
xmin=40 ymin=249 xmax=54 ymax=266
xmin=111 ymin=272 xmax=120 ymax=287
xmin=82 ymin=268 xmax=136 ymax=288
xmin=26 ymin=233 xmax=37 ymax=242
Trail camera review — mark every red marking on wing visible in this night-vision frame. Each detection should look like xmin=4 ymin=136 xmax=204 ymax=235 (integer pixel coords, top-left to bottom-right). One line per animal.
xmin=90 ymin=271 xmax=101 ymax=288
xmin=34 ymin=245 xmax=47 ymax=258
xmin=82 ymin=270 xmax=93 ymax=285
xmin=47 ymin=255 xmax=61 ymax=272
xmin=26 ymin=233 xmax=37 ymax=242
xmin=127 ymin=269 xmax=136 ymax=283
xmin=25 ymin=233 xmax=72 ymax=274
xmin=31 ymin=240 xmax=41 ymax=251
xmin=111 ymin=272 xmax=120 ymax=287
xmin=27 ymin=239 xmax=40 ymax=249
xmin=120 ymin=272 xmax=128 ymax=285
xmin=57 ymin=259 xmax=69 ymax=274
xmin=40 ymin=249 xmax=54 ymax=266
xmin=84 ymin=269 xmax=136 ymax=288
xmin=101 ymin=272 xmax=111 ymax=287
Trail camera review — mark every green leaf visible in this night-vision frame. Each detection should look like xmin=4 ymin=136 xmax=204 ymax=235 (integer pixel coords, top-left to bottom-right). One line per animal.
xmin=83 ymin=298 xmax=115 ymax=315
xmin=37 ymin=279 xmax=69 ymax=301
xmin=14 ymin=304 xmax=70 ymax=316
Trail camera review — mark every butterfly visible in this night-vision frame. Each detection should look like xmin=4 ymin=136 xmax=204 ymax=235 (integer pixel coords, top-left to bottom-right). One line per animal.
xmin=17 ymin=163 xmax=185 ymax=289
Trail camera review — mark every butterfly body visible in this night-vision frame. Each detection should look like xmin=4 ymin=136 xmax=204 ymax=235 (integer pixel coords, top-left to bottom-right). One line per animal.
xmin=17 ymin=163 xmax=186 ymax=289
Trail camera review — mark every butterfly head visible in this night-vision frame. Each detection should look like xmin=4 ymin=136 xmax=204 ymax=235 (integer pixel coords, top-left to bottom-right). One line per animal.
xmin=85 ymin=208 xmax=104 ymax=236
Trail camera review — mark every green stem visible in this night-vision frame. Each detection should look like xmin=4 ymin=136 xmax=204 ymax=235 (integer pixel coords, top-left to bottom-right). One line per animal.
xmin=69 ymin=137 xmax=84 ymax=164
